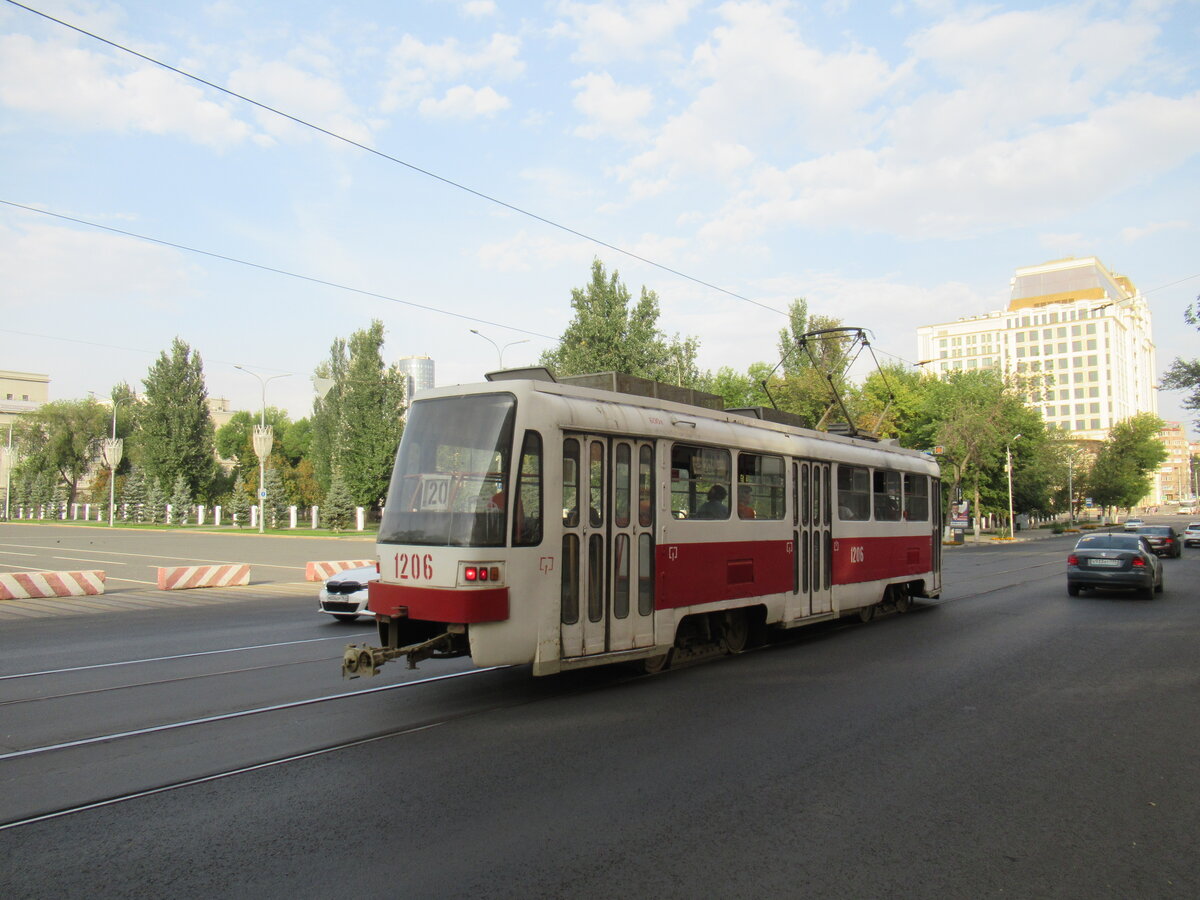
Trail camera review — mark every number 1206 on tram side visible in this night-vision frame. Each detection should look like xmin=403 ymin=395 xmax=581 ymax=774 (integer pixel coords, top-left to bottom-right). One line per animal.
xmin=343 ymin=371 xmax=941 ymax=678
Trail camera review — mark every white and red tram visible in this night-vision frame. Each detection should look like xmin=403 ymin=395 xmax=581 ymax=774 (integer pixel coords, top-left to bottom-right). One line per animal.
xmin=343 ymin=371 xmax=941 ymax=678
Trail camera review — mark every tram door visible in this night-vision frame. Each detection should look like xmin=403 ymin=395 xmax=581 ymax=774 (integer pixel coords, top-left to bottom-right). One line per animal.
xmin=792 ymin=459 xmax=833 ymax=616
xmin=560 ymin=435 xmax=656 ymax=658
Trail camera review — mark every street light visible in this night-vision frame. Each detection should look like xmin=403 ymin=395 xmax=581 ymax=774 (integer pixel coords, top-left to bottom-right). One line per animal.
xmin=101 ymin=396 xmax=131 ymax=527
xmin=469 ymin=329 xmax=530 ymax=369
xmin=1006 ymin=433 xmax=1022 ymax=539
xmin=234 ymin=366 xmax=291 ymax=533
xmin=0 ymin=423 xmax=15 ymax=521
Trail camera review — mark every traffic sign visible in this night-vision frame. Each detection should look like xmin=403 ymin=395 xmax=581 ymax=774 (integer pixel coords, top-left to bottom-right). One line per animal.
xmin=259 ymin=489 xmax=267 ymax=499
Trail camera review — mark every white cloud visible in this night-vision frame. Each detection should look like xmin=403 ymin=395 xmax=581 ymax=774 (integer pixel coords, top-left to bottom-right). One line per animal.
xmin=618 ymin=0 xmax=895 ymax=190
xmin=554 ymin=0 xmax=699 ymax=63
xmin=0 ymin=220 xmax=198 ymax=314
xmin=1121 ymin=220 xmax=1189 ymax=242
xmin=571 ymin=72 xmax=653 ymax=140
xmin=462 ymin=1 xmax=498 ymax=18
xmin=381 ymin=32 xmax=523 ymax=113
xmin=228 ymin=60 xmax=374 ymax=144
xmin=0 ymin=34 xmax=253 ymax=147
xmin=694 ymin=91 xmax=1200 ymax=243
xmin=476 ymin=229 xmax=596 ymax=272
xmin=419 ymin=85 xmax=510 ymax=118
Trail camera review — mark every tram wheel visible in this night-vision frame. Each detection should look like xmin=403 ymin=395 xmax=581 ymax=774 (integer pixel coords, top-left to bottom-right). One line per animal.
xmin=643 ymin=650 xmax=673 ymax=674
xmin=891 ymin=585 xmax=912 ymax=614
xmin=720 ymin=609 xmax=750 ymax=654
xmin=858 ymin=604 xmax=876 ymax=623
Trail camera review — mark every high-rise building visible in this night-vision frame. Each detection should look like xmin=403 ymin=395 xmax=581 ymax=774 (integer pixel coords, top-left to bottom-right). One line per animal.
xmin=397 ymin=355 xmax=435 ymax=405
xmin=916 ymin=257 xmax=1157 ymax=442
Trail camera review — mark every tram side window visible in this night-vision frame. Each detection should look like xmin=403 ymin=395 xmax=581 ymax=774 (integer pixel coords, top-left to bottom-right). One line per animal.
xmin=670 ymin=444 xmax=731 ymax=520
xmin=873 ymin=469 xmax=902 ymax=522
xmin=904 ymin=473 xmax=929 ymax=521
xmin=562 ymin=439 xmax=580 ymax=528
xmin=737 ymin=452 xmax=785 ymax=519
xmin=513 ymin=431 xmax=543 ymax=546
xmin=837 ymin=465 xmax=870 ymax=520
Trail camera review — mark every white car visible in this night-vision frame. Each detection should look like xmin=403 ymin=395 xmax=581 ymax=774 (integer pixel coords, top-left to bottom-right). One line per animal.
xmin=1183 ymin=523 xmax=1200 ymax=549
xmin=318 ymin=565 xmax=379 ymax=622
xmin=1123 ymin=518 xmax=1145 ymax=532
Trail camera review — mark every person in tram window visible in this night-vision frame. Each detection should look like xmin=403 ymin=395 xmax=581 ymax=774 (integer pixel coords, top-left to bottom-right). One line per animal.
xmin=695 ymin=484 xmax=729 ymax=519
xmin=737 ymin=484 xmax=756 ymax=519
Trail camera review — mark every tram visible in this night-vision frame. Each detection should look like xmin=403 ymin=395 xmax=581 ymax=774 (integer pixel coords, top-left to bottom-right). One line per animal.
xmin=343 ymin=369 xmax=941 ymax=678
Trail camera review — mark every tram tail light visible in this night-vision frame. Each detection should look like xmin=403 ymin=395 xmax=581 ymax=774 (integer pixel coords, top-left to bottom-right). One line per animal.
xmin=460 ymin=563 xmax=503 ymax=585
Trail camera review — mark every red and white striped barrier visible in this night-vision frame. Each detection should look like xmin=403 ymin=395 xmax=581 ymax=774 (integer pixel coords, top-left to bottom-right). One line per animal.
xmin=305 ymin=559 xmax=374 ymax=582
xmin=156 ymin=564 xmax=251 ymax=591
xmin=0 ymin=570 xmax=106 ymax=601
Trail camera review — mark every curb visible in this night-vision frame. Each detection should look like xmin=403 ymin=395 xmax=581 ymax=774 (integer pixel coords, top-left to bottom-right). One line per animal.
xmin=0 ymin=570 xmax=106 ymax=600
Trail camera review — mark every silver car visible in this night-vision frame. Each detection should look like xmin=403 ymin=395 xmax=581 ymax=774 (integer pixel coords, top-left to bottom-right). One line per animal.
xmin=318 ymin=565 xmax=379 ymax=622
xmin=1183 ymin=523 xmax=1200 ymax=549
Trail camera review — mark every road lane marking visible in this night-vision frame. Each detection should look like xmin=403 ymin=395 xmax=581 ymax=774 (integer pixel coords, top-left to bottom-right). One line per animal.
xmin=0 ymin=666 xmax=505 ymax=760
xmin=0 ymin=635 xmax=374 ymax=679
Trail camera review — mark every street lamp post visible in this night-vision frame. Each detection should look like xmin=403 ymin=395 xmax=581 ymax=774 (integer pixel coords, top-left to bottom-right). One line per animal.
xmin=102 ymin=397 xmax=129 ymax=527
xmin=469 ymin=329 xmax=530 ymax=369
xmin=1006 ymin=433 xmax=1022 ymax=539
xmin=1067 ymin=454 xmax=1074 ymax=525
xmin=235 ymin=366 xmax=291 ymax=533
xmin=1 ymin=423 xmax=14 ymax=521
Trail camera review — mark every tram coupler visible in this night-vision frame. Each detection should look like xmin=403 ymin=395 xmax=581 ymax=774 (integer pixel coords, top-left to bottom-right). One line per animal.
xmin=342 ymin=632 xmax=457 ymax=679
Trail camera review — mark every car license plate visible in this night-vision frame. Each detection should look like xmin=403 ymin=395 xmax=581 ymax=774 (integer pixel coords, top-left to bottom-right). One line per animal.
xmin=1089 ymin=558 xmax=1120 ymax=567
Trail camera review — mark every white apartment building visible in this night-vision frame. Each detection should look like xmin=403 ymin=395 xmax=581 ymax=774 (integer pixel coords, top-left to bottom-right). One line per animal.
xmin=916 ymin=257 xmax=1158 ymax=443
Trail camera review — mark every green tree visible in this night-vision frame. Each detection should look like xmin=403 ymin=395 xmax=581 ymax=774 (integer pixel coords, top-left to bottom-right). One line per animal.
xmin=145 ymin=478 xmax=167 ymax=525
xmin=1160 ymin=298 xmax=1200 ymax=428
xmin=540 ymin=258 xmax=700 ymax=383
xmin=228 ymin=474 xmax=251 ymax=528
xmin=1086 ymin=413 xmax=1167 ymax=513
xmin=139 ymin=338 xmax=218 ymax=500
xmin=264 ymin=466 xmax=287 ymax=528
xmin=121 ymin=466 xmax=147 ymax=522
xmin=12 ymin=398 xmax=109 ymax=507
xmin=169 ymin=474 xmax=193 ymax=526
xmin=309 ymin=320 xmax=406 ymax=510
xmin=322 ymin=471 xmax=355 ymax=532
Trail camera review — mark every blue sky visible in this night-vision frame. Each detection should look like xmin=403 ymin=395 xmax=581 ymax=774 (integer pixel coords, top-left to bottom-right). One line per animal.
xmin=2 ymin=0 xmax=1198 ymax=437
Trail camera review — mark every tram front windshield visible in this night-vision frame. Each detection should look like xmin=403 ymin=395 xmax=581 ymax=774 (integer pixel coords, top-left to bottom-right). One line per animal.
xmin=378 ymin=393 xmax=516 ymax=547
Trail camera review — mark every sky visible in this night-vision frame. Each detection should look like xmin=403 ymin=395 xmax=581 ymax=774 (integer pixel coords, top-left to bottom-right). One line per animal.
xmin=2 ymin=0 xmax=1198 ymax=438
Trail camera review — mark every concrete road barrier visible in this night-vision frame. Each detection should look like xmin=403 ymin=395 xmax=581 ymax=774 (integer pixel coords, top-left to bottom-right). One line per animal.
xmin=305 ymin=559 xmax=374 ymax=582
xmin=157 ymin=564 xmax=251 ymax=591
xmin=0 ymin=570 xmax=106 ymax=600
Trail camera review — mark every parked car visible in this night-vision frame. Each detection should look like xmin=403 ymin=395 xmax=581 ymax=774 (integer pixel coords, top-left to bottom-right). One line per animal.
xmin=1183 ymin=523 xmax=1200 ymax=548
xmin=1135 ymin=525 xmax=1182 ymax=558
xmin=1122 ymin=517 xmax=1145 ymax=531
xmin=318 ymin=565 xmax=378 ymax=622
xmin=1067 ymin=533 xmax=1162 ymax=598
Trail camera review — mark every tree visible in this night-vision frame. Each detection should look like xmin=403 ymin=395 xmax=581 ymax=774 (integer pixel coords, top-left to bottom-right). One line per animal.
xmin=228 ymin=474 xmax=251 ymax=528
xmin=169 ymin=474 xmax=193 ymax=526
xmin=322 ymin=471 xmax=355 ymax=532
xmin=145 ymin=478 xmax=167 ymax=525
xmin=309 ymin=320 xmax=406 ymax=509
xmin=12 ymin=398 xmax=109 ymax=507
xmin=121 ymin=466 xmax=147 ymax=522
xmin=1086 ymin=413 xmax=1167 ymax=513
xmin=1160 ymin=298 xmax=1200 ymax=427
xmin=539 ymin=258 xmax=700 ymax=383
xmin=264 ymin=466 xmax=287 ymax=528
xmin=139 ymin=338 xmax=218 ymax=500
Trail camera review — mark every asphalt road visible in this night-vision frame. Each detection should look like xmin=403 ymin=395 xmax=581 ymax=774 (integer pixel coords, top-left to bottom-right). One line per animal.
xmin=1 ymin=524 xmax=1197 ymax=898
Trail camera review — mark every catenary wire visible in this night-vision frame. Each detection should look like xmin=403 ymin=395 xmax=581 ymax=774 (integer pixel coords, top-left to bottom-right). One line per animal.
xmin=4 ymin=0 xmax=787 ymax=319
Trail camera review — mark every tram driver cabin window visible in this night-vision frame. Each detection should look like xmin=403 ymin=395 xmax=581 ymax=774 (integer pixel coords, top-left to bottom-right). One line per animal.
xmin=670 ymin=444 xmax=731 ymax=519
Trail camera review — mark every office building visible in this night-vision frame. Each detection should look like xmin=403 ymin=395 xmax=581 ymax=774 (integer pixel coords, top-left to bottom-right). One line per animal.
xmin=397 ymin=355 xmax=435 ymax=404
xmin=916 ymin=257 xmax=1157 ymax=442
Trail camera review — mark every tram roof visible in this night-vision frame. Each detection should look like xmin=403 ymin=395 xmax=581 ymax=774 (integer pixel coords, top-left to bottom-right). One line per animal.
xmin=413 ymin=369 xmax=936 ymax=468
